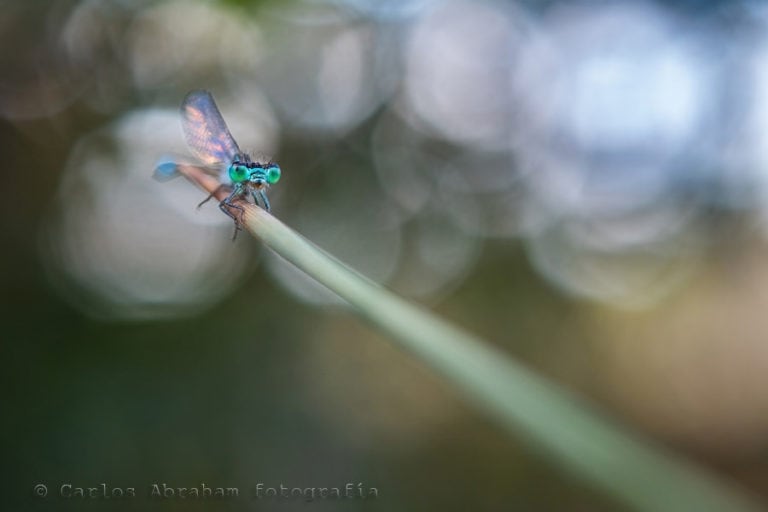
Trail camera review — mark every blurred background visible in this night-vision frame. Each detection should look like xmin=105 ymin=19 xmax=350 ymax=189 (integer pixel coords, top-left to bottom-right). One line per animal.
xmin=4 ymin=0 xmax=768 ymax=509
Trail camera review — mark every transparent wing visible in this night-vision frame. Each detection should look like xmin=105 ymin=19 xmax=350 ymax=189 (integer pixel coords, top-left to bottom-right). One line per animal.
xmin=180 ymin=90 xmax=241 ymax=166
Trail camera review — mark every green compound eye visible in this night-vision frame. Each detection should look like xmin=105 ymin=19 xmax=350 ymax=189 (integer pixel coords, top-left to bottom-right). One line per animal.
xmin=228 ymin=164 xmax=249 ymax=183
xmin=266 ymin=165 xmax=281 ymax=185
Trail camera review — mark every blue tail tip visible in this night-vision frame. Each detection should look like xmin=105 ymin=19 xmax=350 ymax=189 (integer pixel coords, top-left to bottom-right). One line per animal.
xmin=153 ymin=158 xmax=180 ymax=181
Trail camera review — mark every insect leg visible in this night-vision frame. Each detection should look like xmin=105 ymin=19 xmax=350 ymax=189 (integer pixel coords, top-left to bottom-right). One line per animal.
xmin=258 ymin=189 xmax=271 ymax=212
xmin=220 ymin=185 xmax=246 ymax=240
xmin=197 ymin=184 xmax=227 ymax=209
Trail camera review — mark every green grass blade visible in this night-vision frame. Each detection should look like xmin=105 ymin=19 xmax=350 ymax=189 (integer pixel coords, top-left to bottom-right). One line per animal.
xmin=180 ymin=165 xmax=762 ymax=512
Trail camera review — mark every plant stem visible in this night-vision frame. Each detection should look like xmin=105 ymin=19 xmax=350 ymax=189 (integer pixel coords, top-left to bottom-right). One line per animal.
xmin=176 ymin=165 xmax=762 ymax=512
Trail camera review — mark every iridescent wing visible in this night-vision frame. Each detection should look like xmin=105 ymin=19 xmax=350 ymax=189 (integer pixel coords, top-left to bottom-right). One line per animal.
xmin=180 ymin=90 xmax=241 ymax=166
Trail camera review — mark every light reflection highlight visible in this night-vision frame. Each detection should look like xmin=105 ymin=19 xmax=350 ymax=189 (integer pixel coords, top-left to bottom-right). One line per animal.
xmin=401 ymin=0 xmax=531 ymax=150
xmin=256 ymin=4 xmax=397 ymax=134
xmin=42 ymin=109 xmax=254 ymax=320
xmin=37 ymin=0 xmax=768 ymax=313
xmin=509 ymin=2 xmax=716 ymax=303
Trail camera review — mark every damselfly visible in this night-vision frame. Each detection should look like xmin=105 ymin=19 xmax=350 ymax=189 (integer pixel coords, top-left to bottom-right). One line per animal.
xmin=155 ymin=90 xmax=280 ymax=239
